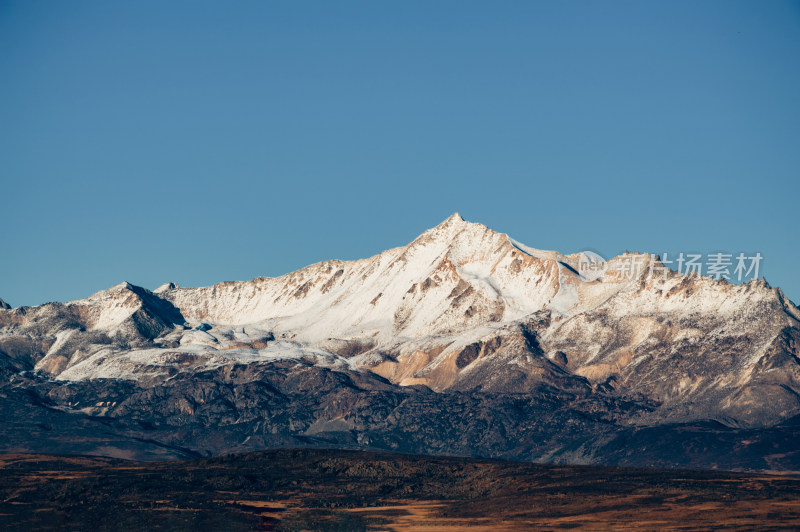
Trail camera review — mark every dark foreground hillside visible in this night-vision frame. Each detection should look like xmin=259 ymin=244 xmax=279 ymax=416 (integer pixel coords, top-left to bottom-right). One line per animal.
xmin=1 ymin=449 xmax=799 ymax=531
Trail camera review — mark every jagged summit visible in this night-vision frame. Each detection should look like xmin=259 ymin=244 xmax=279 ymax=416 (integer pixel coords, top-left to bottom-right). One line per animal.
xmin=0 ymin=297 xmax=10 ymax=310
xmin=154 ymin=282 xmax=178 ymax=293
xmin=442 ymin=211 xmax=465 ymax=225
xmin=410 ymin=211 xmax=473 ymax=244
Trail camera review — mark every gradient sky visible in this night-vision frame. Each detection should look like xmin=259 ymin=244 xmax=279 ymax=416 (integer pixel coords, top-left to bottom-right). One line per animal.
xmin=2 ymin=1 xmax=799 ymax=307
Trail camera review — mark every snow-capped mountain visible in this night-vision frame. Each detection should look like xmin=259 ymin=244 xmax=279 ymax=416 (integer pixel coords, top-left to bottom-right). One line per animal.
xmin=2 ymin=214 xmax=800 ymax=468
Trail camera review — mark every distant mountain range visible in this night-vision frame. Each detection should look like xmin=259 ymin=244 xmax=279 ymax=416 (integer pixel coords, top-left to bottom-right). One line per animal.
xmin=2 ymin=213 xmax=800 ymax=471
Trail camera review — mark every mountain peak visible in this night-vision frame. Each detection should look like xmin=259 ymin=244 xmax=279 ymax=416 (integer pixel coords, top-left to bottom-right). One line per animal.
xmin=0 ymin=297 xmax=10 ymax=310
xmin=432 ymin=212 xmax=468 ymax=231
xmin=154 ymin=282 xmax=179 ymax=294
xmin=405 ymin=212 xmax=474 ymax=249
xmin=110 ymin=281 xmax=134 ymax=291
xmin=444 ymin=212 xmax=464 ymax=224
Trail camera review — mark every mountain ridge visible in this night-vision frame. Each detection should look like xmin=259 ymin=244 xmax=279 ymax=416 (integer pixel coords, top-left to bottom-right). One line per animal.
xmin=1 ymin=214 xmax=799 ymax=469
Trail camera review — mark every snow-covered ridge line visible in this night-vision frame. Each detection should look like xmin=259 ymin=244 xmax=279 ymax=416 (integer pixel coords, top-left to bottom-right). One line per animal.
xmin=2 ymin=213 xmax=800 ymax=429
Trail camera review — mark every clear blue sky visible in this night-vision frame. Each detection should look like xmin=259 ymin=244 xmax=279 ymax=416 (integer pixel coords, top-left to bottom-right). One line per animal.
xmin=2 ymin=1 xmax=799 ymax=307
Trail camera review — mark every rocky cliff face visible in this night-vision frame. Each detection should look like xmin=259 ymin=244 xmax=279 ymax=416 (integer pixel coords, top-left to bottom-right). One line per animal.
xmin=1 ymin=214 xmax=799 ymax=468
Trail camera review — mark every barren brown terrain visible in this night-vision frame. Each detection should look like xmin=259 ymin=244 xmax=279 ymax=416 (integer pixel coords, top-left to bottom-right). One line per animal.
xmin=1 ymin=449 xmax=799 ymax=531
